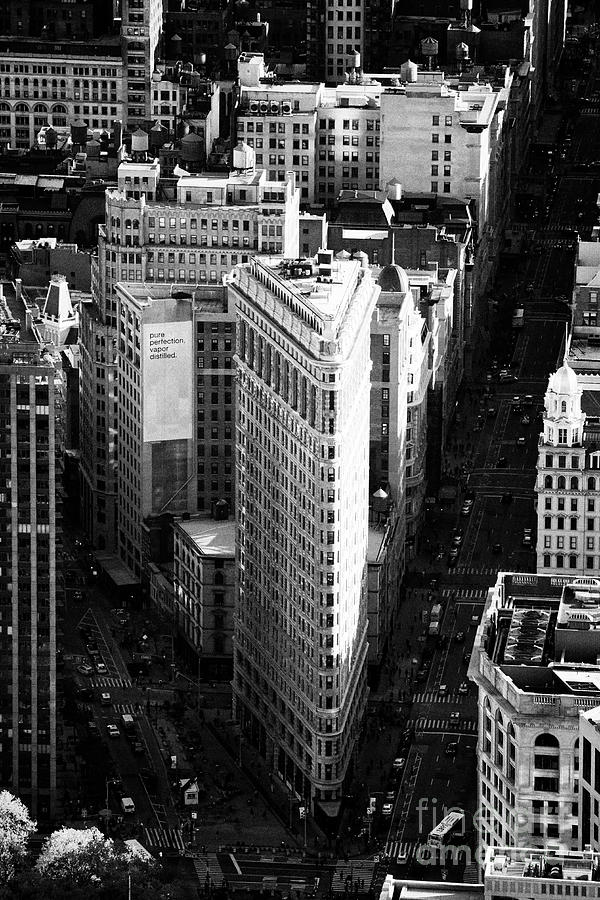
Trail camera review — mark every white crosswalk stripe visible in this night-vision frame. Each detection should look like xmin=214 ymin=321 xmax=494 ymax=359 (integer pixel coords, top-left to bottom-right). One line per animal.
xmin=191 ymin=852 xmax=223 ymax=884
xmin=441 ymin=587 xmax=487 ymax=601
xmin=384 ymin=840 xmax=419 ymax=863
xmin=453 ymin=565 xmax=498 ymax=576
xmin=331 ymin=860 xmax=376 ymax=893
xmin=91 ymin=675 xmax=132 ymax=688
xmin=412 ymin=691 xmax=465 ymax=704
xmin=114 ymin=702 xmax=142 ymax=715
xmin=408 ymin=717 xmax=477 ymax=733
xmin=142 ymin=826 xmax=186 ymax=852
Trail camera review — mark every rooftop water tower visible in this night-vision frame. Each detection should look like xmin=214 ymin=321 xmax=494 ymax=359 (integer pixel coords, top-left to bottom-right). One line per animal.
xmin=420 ymin=36 xmax=438 ymax=71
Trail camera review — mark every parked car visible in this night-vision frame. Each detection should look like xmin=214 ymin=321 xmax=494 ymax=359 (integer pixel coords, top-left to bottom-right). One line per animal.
xmin=497 ymin=456 xmax=508 ymax=468
xmin=458 ymin=682 xmax=469 ymax=695
xmin=454 ymin=631 xmax=465 ymax=643
xmin=77 ymin=664 xmax=93 ymax=676
xmin=445 ymin=742 xmax=459 ymax=756
xmin=95 ymin=661 xmax=108 ymax=675
xmin=521 ymin=415 xmax=531 ymax=425
xmin=100 ymin=692 xmax=112 ymax=706
xmin=452 ymin=530 xmax=463 ymax=547
xmin=120 ymin=797 xmax=135 ymax=814
xmin=393 ymin=757 xmax=406 ymax=770
xmin=382 ymin=803 xmax=393 ymax=817
xmin=106 ymin=724 xmax=120 ymax=739
xmin=461 ymin=502 xmax=473 ymax=517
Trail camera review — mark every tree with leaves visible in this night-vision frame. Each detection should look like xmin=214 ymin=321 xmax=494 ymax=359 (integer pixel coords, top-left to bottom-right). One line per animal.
xmin=0 ymin=790 xmax=36 ymax=881
xmin=32 ymin=826 xmax=176 ymax=897
xmin=36 ymin=827 xmax=122 ymax=885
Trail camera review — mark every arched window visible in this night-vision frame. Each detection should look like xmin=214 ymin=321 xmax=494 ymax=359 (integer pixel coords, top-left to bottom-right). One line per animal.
xmin=556 ymin=553 xmax=564 ymax=568
xmin=14 ymin=102 xmax=29 ymax=112
xmin=52 ymin=104 xmax=67 ymax=114
xmin=544 ymin=475 xmax=553 ymax=489
xmin=0 ymin=102 xmax=9 ymax=112
xmin=125 ymin=219 xmax=132 ymax=229
xmin=33 ymin=103 xmax=47 ymax=113
xmin=535 ymin=733 xmax=559 ymax=748
xmin=557 ymin=475 xmax=566 ymax=489
xmin=571 ymin=477 xmax=579 ymax=490
xmin=589 ymin=477 xmax=596 ymax=491
xmin=561 ymin=401 xmax=567 ymax=413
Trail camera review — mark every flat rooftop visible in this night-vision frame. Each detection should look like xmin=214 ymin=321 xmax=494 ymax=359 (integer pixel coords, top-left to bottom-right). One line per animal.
xmin=485 ymin=848 xmax=600 ymax=882
xmin=253 ymin=253 xmax=365 ymax=324
xmin=479 ymin=573 xmax=600 ymax=688
xmin=175 ymin=516 xmax=235 ymax=558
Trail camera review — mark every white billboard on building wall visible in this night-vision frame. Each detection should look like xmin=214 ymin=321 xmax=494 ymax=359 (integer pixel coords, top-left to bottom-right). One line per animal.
xmin=142 ymin=321 xmax=193 ymax=442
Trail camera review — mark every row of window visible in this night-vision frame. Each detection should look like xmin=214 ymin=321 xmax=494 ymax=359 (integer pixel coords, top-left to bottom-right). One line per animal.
xmin=542 ymin=553 xmax=597 ymax=569
xmin=543 ymin=514 xmax=599 ymax=529
xmin=543 ymin=535 xmax=598 ymax=550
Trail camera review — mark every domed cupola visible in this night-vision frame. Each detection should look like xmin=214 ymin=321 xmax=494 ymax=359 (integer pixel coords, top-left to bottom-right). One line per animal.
xmin=542 ymin=347 xmax=585 ymax=447
xmin=378 ymin=264 xmax=410 ymax=294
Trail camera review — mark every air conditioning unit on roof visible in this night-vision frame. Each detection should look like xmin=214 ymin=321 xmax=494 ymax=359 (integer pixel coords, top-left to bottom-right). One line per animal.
xmin=281 ymin=101 xmax=292 ymax=115
xmin=259 ymin=101 xmax=269 ymax=114
xmin=270 ymin=100 xmax=280 ymax=114
xmin=249 ymin=100 xmax=259 ymax=113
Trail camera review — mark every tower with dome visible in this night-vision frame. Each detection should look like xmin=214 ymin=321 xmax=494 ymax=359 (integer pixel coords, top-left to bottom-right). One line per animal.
xmin=535 ymin=343 xmax=600 ymax=575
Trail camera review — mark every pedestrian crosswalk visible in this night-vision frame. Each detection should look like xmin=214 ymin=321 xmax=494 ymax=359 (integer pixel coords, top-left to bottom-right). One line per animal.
xmin=91 ymin=675 xmax=132 ymax=688
xmin=412 ymin=691 xmax=466 ymax=704
xmin=453 ymin=565 xmax=498 ymax=576
xmin=384 ymin=840 xmax=419 ymax=863
xmin=408 ymin=716 xmax=477 ymax=734
xmin=114 ymin=702 xmax=142 ymax=715
xmin=191 ymin=852 xmax=223 ymax=884
xmin=141 ymin=826 xmax=186 ymax=852
xmin=331 ymin=860 xmax=376 ymax=893
xmin=441 ymin=587 xmax=487 ymax=602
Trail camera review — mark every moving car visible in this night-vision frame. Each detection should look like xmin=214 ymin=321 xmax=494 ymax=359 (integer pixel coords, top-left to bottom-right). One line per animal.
xmin=445 ymin=742 xmax=459 ymax=756
xmin=100 ymin=692 xmax=112 ymax=706
xmin=454 ymin=631 xmax=465 ymax=643
xmin=461 ymin=499 xmax=473 ymax=517
xmin=497 ymin=456 xmax=508 ymax=468
xmin=452 ymin=530 xmax=463 ymax=547
xmin=106 ymin=724 xmax=120 ymax=739
xmin=393 ymin=757 xmax=406 ymax=770
xmin=382 ymin=802 xmax=393 ymax=817
xmin=499 ymin=370 xmax=517 ymax=382
xmin=516 ymin=436 xmax=526 ymax=446
xmin=95 ymin=661 xmax=108 ymax=675
xmin=492 ymin=542 xmax=503 ymax=554
xmin=120 ymin=797 xmax=135 ymax=814
xmin=458 ymin=682 xmax=469 ymax=695
xmin=521 ymin=415 xmax=531 ymax=425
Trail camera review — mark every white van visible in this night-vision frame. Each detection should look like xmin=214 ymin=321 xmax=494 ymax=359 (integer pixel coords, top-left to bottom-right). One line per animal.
xmin=120 ymin=796 xmax=135 ymax=814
